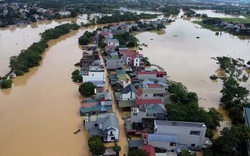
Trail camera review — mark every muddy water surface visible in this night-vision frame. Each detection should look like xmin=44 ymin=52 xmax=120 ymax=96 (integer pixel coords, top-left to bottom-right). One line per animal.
xmin=0 ymin=10 xmax=250 ymax=155
xmin=0 ymin=28 xmax=93 ymax=156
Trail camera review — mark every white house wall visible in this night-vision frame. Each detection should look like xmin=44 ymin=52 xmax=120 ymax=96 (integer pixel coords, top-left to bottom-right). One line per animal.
xmin=155 ymin=124 xmax=206 ymax=149
xmin=106 ymin=127 xmax=119 ymax=142
xmin=121 ymin=91 xmax=136 ymax=101
xmin=82 ymin=71 xmax=105 ymax=83
xmin=147 ymin=141 xmax=176 ymax=152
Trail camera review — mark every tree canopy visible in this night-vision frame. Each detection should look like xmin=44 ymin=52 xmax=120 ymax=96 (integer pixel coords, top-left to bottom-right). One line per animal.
xmin=206 ymin=125 xmax=250 ymax=156
xmin=78 ymin=82 xmax=96 ymax=96
xmin=0 ymin=79 xmax=12 ymax=89
xmin=88 ymin=135 xmax=105 ymax=155
xmin=128 ymin=148 xmax=149 ymax=156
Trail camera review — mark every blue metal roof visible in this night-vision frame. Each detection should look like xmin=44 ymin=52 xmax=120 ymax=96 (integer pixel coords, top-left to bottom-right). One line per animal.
xmin=244 ymin=107 xmax=250 ymax=127
xmin=147 ymin=134 xmax=178 ymax=142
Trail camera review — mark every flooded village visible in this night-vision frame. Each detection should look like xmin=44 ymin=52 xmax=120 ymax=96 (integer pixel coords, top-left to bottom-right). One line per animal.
xmin=1 ymin=1 xmax=250 ymax=156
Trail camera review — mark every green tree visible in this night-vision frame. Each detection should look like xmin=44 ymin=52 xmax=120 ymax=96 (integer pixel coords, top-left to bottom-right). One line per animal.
xmin=113 ymin=144 xmax=121 ymax=154
xmin=220 ymin=77 xmax=249 ymax=109
xmin=88 ymin=135 xmax=105 ymax=155
xmin=228 ymin=107 xmax=245 ymax=125
xmin=181 ymin=149 xmax=195 ymax=156
xmin=128 ymin=148 xmax=149 ymax=156
xmin=168 ymin=82 xmax=198 ymax=104
xmin=210 ymin=125 xmax=250 ymax=156
xmin=72 ymin=75 xmax=83 ymax=83
xmin=0 ymin=79 xmax=12 ymax=89
xmin=78 ymin=82 xmax=96 ymax=96
xmin=208 ymin=108 xmax=223 ymax=128
xmin=78 ymin=36 xmax=91 ymax=45
xmin=71 ymin=69 xmax=80 ymax=76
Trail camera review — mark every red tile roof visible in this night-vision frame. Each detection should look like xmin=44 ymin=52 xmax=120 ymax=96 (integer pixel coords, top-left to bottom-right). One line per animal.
xmin=135 ymin=99 xmax=162 ymax=105
xmin=136 ymin=71 xmax=167 ymax=75
xmin=142 ymin=145 xmax=156 ymax=156
xmin=81 ymin=102 xmax=98 ymax=108
xmin=120 ymin=50 xmax=140 ymax=60
xmin=146 ymin=84 xmax=163 ymax=88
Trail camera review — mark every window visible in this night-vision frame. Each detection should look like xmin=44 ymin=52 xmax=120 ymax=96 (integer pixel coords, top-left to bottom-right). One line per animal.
xmin=111 ymin=137 xmax=115 ymax=140
xmin=133 ymin=113 xmax=137 ymax=116
xmin=110 ymin=131 xmax=114 ymax=136
xmin=117 ymin=61 xmax=119 ymax=63
xmin=191 ymin=144 xmax=195 ymax=147
xmin=121 ymin=61 xmax=123 ymax=63
xmin=170 ymin=142 xmax=176 ymax=146
xmin=94 ymin=124 xmax=98 ymax=127
xmin=190 ymin=131 xmax=201 ymax=135
xmin=144 ymin=94 xmax=148 ymax=97
xmin=156 ymin=74 xmax=163 ymax=77
xmin=92 ymin=74 xmax=94 ymax=76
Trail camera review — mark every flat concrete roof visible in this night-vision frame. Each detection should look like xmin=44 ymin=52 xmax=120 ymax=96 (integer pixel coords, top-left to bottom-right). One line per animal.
xmin=155 ymin=120 xmax=206 ymax=128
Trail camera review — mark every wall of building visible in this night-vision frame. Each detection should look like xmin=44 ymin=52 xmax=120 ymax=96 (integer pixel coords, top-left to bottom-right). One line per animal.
xmin=121 ymin=92 xmax=136 ymax=101
xmin=84 ymin=121 xmax=96 ymax=131
xmin=130 ymin=112 xmax=155 ymax=123
xmin=154 ymin=123 xmax=206 ymax=149
xmin=106 ymin=59 xmax=124 ymax=70
xmin=106 ymin=127 xmax=119 ymax=142
xmin=101 ymin=101 xmax=112 ymax=106
xmin=82 ymin=71 xmax=105 ymax=83
xmin=108 ymin=41 xmax=119 ymax=46
xmin=147 ymin=141 xmax=176 ymax=152
xmin=137 ymin=74 xmax=167 ymax=82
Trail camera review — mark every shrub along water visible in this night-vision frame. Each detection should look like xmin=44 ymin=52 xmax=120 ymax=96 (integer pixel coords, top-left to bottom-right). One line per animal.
xmin=8 ymin=23 xmax=80 ymax=77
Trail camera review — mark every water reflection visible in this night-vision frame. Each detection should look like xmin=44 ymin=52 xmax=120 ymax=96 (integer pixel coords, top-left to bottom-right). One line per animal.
xmin=0 ymin=88 xmax=11 ymax=95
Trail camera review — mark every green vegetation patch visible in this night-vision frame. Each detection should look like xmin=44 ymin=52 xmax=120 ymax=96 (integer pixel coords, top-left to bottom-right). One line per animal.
xmin=193 ymin=21 xmax=221 ymax=31
xmin=218 ymin=17 xmax=250 ymax=24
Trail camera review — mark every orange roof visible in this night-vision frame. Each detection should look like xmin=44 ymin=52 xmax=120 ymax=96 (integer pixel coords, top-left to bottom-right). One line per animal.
xmin=146 ymin=84 xmax=163 ymax=88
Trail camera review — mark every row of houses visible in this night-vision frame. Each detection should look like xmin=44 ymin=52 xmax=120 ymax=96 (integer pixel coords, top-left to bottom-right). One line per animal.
xmin=77 ymin=24 xmax=209 ymax=156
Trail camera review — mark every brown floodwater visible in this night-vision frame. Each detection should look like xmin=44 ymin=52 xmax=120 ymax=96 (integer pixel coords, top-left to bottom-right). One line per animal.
xmin=0 ymin=10 xmax=250 ymax=155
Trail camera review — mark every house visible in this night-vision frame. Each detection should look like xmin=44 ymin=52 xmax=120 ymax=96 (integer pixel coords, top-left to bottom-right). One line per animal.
xmin=107 ymin=39 xmax=119 ymax=46
xmin=80 ymin=51 xmax=98 ymax=69
xmin=154 ymin=120 xmax=207 ymax=150
xmin=116 ymin=69 xmax=131 ymax=82
xmin=137 ymin=87 xmax=166 ymax=100
xmin=79 ymin=105 xmax=112 ymax=116
xmin=142 ymin=78 xmax=168 ymax=89
xmin=105 ymin=45 xmax=117 ymax=51
xmin=120 ymin=84 xmax=137 ymax=100
xmin=137 ymin=71 xmax=167 ymax=82
xmin=143 ymin=132 xmax=178 ymax=153
xmin=114 ymin=92 xmax=135 ymax=109
xmin=84 ymin=113 xmax=119 ymax=142
xmin=108 ymin=74 xmax=118 ymax=86
xmin=81 ymin=65 xmax=105 ymax=84
xmin=130 ymin=103 xmax=166 ymax=123
xmin=119 ymin=49 xmax=142 ymax=67
xmin=105 ymin=52 xmax=125 ymax=70
xmin=95 ymin=90 xmax=113 ymax=106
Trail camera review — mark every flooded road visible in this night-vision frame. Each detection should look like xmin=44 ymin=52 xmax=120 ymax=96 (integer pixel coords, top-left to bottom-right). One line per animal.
xmin=0 ymin=10 xmax=250 ymax=155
